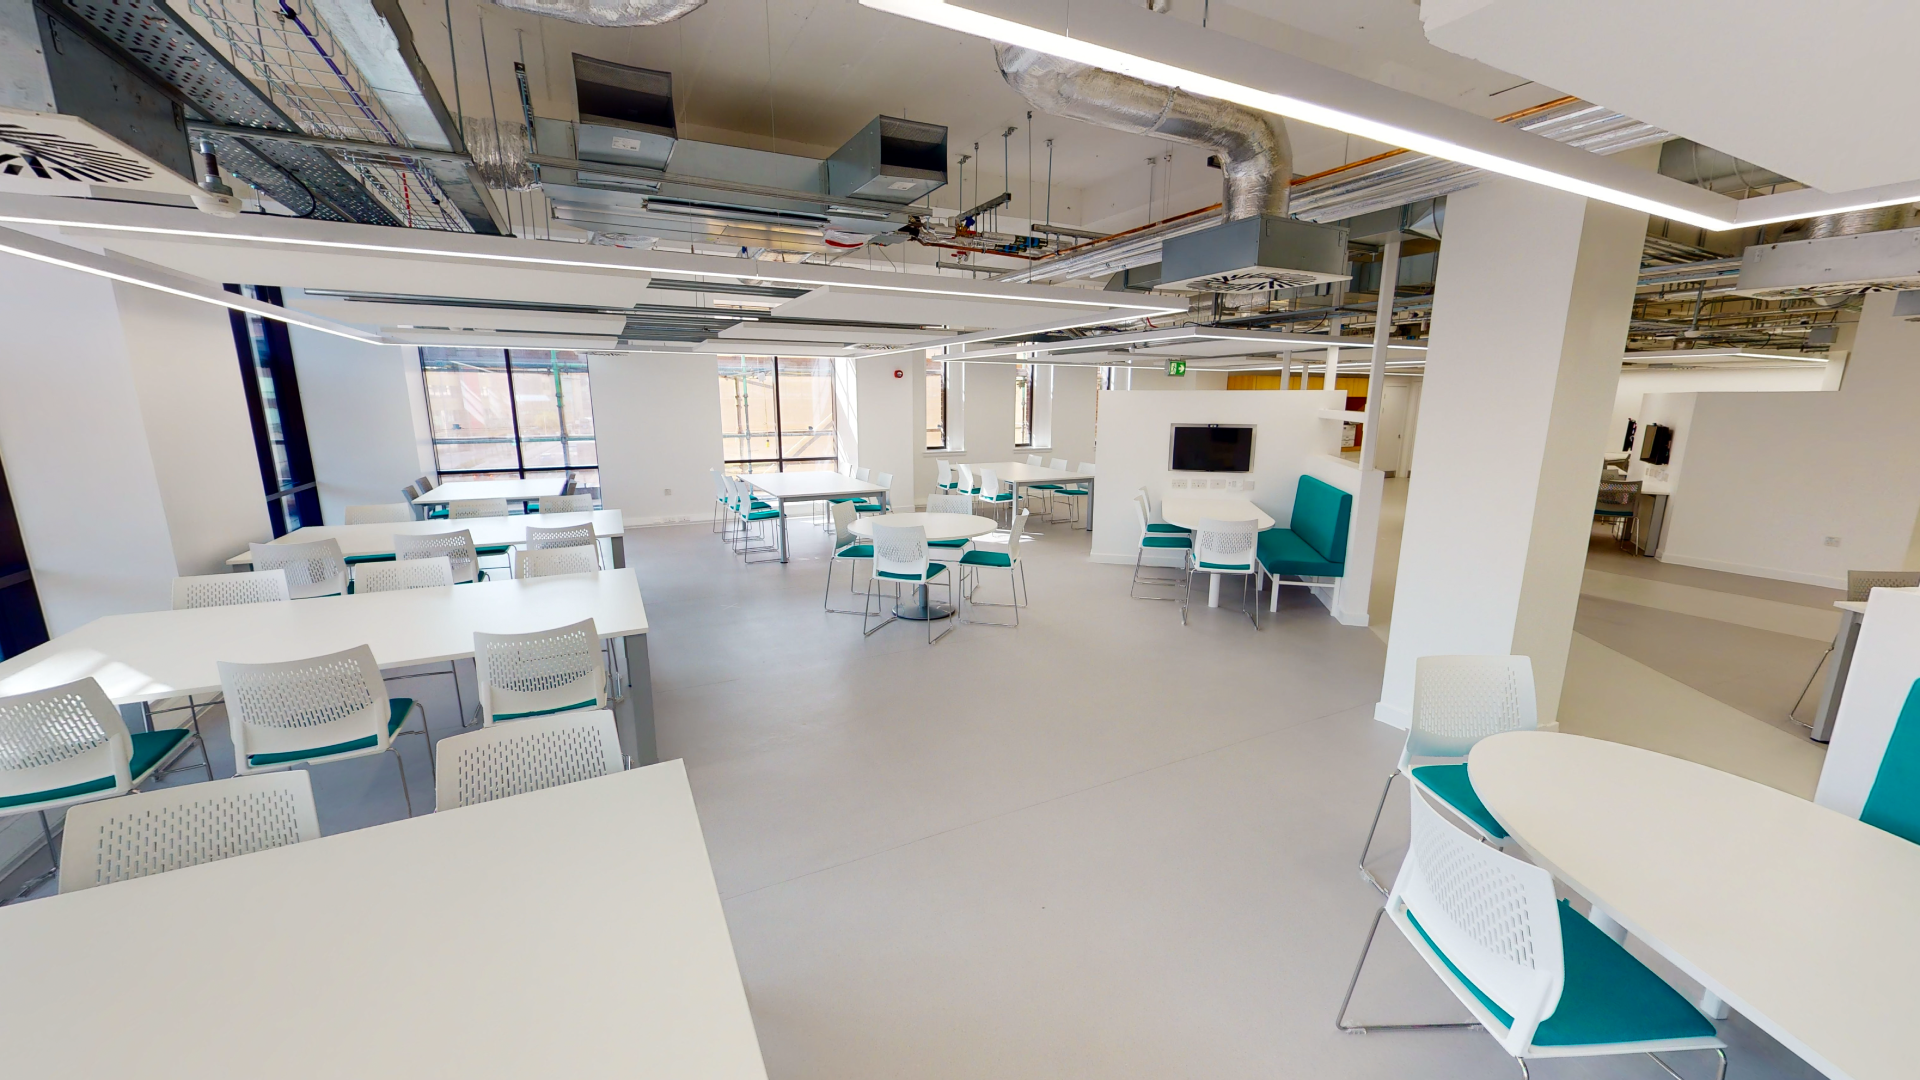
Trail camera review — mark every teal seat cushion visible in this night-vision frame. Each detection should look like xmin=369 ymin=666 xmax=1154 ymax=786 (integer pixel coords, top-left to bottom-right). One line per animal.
xmin=0 ymin=773 xmax=115 ymax=810
xmin=1141 ymin=535 xmax=1192 ymax=549
xmin=491 ymin=697 xmax=599 ymax=723
xmin=877 ymin=563 xmax=947 ymax=581
xmin=1029 ymin=482 xmax=1062 ymax=490
xmin=1290 ymin=475 xmax=1353 ymax=563
xmin=1055 ymin=487 xmax=1089 ymax=496
xmin=1146 ymin=522 xmax=1190 ymax=533
xmin=979 ymin=492 xmax=1013 ymax=502
xmin=959 ymin=550 xmax=1013 ymax=567
xmin=1409 ymin=763 xmax=1508 ymax=840
xmin=1594 ymin=507 xmax=1634 ymax=519
xmin=1197 ymin=560 xmax=1254 ymax=571
xmin=928 ymin=538 xmax=970 ymax=548
xmin=744 ymin=509 xmax=781 ymax=521
xmin=128 ymin=728 xmax=192 ymax=782
xmin=1257 ymin=528 xmax=1344 ymax=578
xmin=835 ymin=543 xmax=874 ymax=559
xmin=1863 ymin=679 xmax=1920 ymax=844
xmin=1406 ymin=901 xmax=1717 ymax=1048
xmin=247 ymin=699 xmax=414 ymax=768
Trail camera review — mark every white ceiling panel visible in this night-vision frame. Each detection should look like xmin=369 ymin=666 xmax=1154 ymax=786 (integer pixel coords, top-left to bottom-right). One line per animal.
xmin=771 ymin=285 xmax=1096 ymax=330
xmin=287 ymin=295 xmax=628 ymax=336
xmin=715 ymin=322 xmax=934 ymax=345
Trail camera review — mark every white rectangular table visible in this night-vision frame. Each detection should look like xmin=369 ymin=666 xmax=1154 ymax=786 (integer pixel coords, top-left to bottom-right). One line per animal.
xmin=0 ymin=761 xmax=768 ymax=1080
xmin=1160 ymin=496 xmax=1276 ymax=607
xmin=0 ymin=570 xmax=657 ymax=764
xmin=745 ymin=472 xmax=888 ymax=563
xmin=967 ymin=462 xmax=1095 ymax=530
xmin=414 ymin=476 xmax=568 ymax=507
xmin=226 ymin=510 xmax=630 ymax=569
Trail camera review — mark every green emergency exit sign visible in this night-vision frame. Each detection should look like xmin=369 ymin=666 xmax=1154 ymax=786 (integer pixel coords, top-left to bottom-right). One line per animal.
xmin=1165 ymin=359 xmax=1187 ymax=377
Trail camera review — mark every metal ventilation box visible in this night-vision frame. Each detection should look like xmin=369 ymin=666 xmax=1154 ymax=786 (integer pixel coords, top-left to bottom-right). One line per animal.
xmin=827 ymin=116 xmax=947 ymax=204
xmin=573 ymin=55 xmax=676 ymax=170
xmin=1159 ymin=215 xmax=1349 ymax=293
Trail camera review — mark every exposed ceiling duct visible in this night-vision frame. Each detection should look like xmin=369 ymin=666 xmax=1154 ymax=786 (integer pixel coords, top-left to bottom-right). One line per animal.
xmin=992 ymin=43 xmax=1290 ymax=221
xmin=486 ymin=0 xmax=704 ymax=28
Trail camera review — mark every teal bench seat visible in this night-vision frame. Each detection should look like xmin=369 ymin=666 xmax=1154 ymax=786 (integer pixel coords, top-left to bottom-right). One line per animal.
xmin=1256 ymin=475 xmax=1352 ymax=605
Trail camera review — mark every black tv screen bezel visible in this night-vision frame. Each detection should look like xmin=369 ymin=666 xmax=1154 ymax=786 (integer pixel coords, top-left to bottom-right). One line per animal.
xmin=1168 ymin=424 xmax=1256 ymax=473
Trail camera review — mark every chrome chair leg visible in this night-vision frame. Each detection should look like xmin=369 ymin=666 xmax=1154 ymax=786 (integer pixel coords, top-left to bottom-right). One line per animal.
xmin=390 ymin=745 xmax=415 ymax=818
xmin=1335 ymin=905 xmax=1482 ymax=1034
xmin=1790 ymin=645 xmax=1834 ymax=720
xmin=1357 ymin=771 xmax=1399 ymax=896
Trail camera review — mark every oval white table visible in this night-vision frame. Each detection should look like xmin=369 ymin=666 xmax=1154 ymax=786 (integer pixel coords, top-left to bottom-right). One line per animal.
xmin=1159 ymin=496 xmax=1275 ymax=608
xmin=850 ymin=512 xmax=997 ymax=619
xmin=1469 ymin=731 xmax=1920 ymax=1080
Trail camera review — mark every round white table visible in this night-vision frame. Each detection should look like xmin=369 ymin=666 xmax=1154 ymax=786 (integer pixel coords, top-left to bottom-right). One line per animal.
xmin=1158 ymin=497 xmax=1275 ymax=608
xmin=849 ymin=512 xmax=997 ymax=620
xmin=1469 ymin=731 xmax=1919 ymax=1080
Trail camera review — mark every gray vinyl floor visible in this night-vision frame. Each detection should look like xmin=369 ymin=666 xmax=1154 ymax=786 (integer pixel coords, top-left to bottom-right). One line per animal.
xmin=10 ymin=508 xmax=1826 ymax=1079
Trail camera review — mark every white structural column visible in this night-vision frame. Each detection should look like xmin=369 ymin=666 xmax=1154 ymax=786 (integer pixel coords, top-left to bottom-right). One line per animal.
xmin=1332 ymin=242 xmax=1403 ymax=626
xmin=1377 ymin=174 xmax=1646 ymax=728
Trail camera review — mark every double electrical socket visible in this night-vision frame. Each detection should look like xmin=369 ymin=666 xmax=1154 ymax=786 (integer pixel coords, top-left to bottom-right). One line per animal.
xmin=1166 ymin=477 xmax=1255 ymax=491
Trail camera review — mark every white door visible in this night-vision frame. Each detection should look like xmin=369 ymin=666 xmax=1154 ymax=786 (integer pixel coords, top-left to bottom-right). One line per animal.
xmin=1378 ymin=382 xmax=1412 ymax=476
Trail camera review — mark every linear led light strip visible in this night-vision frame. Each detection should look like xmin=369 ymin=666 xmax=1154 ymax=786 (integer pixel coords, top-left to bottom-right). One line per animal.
xmin=0 ymin=226 xmax=386 ymax=345
xmin=0 ymin=210 xmax=1183 ymax=317
xmin=861 ymin=0 xmax=1920 ymax=233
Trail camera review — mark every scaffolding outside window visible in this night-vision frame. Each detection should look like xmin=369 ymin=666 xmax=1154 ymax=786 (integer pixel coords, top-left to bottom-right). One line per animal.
xmin=1014 ymin=363 xmax=1036 ymax=448
xmin=718 ymin=357 xmax=839 ymax=473
xmin=926 ymin=359 xmax=948 ymax=450
xmin=421 ymin=348 xmax=598 ymax=497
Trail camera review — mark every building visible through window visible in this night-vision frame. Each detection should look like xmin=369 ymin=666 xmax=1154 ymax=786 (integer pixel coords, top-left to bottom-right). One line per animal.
xmin=1014 ymin=363 xmax=1036 ymax=448
xmin=926 ymin=359 xmax=948 ymax=450
xmin=421 ymin=348 xmax=598 ymax=498
xmin=718 ymin=356 xmax=839 ymax=472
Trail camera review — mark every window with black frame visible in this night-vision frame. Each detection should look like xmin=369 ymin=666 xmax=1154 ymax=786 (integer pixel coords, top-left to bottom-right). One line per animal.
xmin=227 ymin=285 xmax=321 ymax=536
xmin=926 ymin=358 xmax=948 ymax=450
xmin=0 ymin=451 xmax=49 ymax=661
xmin=717 ymin=356 xmax=839 ymax=473
xmin=1014 ymin=363 xmax=1036 ymax=448
xmin=420 ymin=348 xmax=599 ymax=497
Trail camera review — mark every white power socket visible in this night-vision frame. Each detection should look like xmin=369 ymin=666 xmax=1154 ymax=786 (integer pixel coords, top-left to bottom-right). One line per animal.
xmin=1825 ymin=536 xmax=1843 ymax=548
xmin=1169 ymin=477 xmax=1188 ymax=489
xmin=1242 ymin=479 xmax=1255 ymax=491
xmin=1209 ymin=478 xmax=1227 ymax=489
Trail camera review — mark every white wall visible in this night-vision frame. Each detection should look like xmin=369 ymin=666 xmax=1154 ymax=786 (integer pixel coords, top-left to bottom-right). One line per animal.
xmin=589 ymin=354 xmax=724 ymax=525
xmin=1605 ymin=364 xmax=1833 ymax=465
xmin=851 ymin=355 xmax=914 ymax=509
xmin=1625 ymin=392 xmax=1695 ymax=498
xmin=1048 ymin=365 xmax=1100 ymax=468
xmin=913 ymin=361 xmax=1101 ymax=505
xmin=1655 ymin=291 xmax=1920 ymax=587
xmin=289 ymin=324 xmax=435 ymax=522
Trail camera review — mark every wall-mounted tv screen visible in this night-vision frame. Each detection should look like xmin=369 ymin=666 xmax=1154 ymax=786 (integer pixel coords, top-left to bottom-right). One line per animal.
xmin=1639 ymin=423 xmax=1673 ymax=466
xmin=1170 ymin=424 xmax=1255 ymax=472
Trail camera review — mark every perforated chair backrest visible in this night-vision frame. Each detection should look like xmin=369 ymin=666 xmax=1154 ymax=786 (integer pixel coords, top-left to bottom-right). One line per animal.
xmin=248 ymin=539 xmax=347 ymax=599
xmin=0 ymin=678 xmax=133 ymax=812
xmin=978 ymin=468 xmax=1001 ymax=499
xmin=518 ymin=545 xmax=601 ymax=578
xmin=536 ymin=494 xmax=594 ymax=514
xmin=1193 ymin=518 xmax=1258 ymax=571
xmin=434 ymin=710 xmax=625 ymax=811
xmin=415 ymin=476 xmax=435 ymax=493
xmin=936 ymin=462 xmax=954 ymax=489
xmin=1391 ymin=791 xmax=1564 ymax=1052
xmin=831 ymin=501 xmax=859 ymax=550
xmin=926 ymin=493 xmax=971 ymax=515
xmin=173 ymin=569 xmax=290 ymax=609
xmin=394 ymin=529 xmax=479 ymax=584
xmin=871 ymin=524 xmax=931 ymax=580
xmin=344 ymin=503 xmax=415 ymax=524
xmin=219 ymin=645 xmax=392 ymax=774
xmin=1027 ymin=454 xmax=1043 ymax=466
xmin=474 ymin=617 xmax=606 ymax=725
xmin=1077 ymin=462 xmax=1095 ymax=474
xmin=1007 ymin=510 xmax=1028 ymax=561
xmin=449 ymin=498 xmax=510 ymax=519
xmin=353 ymin=556 xmax=454 ymax=593
xmin=956 ymin=463 xmax=975 ymax=491
xmin=402 ymin=483 xmax=421 ymax=503
xmin=873 ymin=472 xmax=892 ymax=491
xmin=1050 ymin=458 xmax=1067 ymax=470
xmin=1406 ymin=655 xmax=1539 ymax=763
xmin=58 ymin=771 xmax=320 ymax=893
xmin=526 ymin=523 xmax=595 ymax=549
xmin=1847 ymin=570 xmax=1920 ymax=602
xmin=855 ymin=467 xmax=871 ymax=481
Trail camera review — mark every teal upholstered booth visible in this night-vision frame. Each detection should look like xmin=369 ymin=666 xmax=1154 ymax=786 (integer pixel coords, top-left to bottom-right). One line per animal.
xmin=1256 ymin=475 xmax=1352 ymax=610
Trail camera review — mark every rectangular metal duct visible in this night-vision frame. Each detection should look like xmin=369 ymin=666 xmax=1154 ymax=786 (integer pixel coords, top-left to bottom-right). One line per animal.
xmin=573 ymin=55 xmax=676 ymax=170
xmin=1158 ymin=215 xmax=1349 ymax=293
xmin=827 ymin=115 xmax=946 ymax=204
xmin=1736 ymin=228 xmax=1920 ymax=299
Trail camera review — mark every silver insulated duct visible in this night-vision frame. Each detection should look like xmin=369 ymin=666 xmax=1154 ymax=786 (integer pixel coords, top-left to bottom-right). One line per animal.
xmin=993 ymin=43 xmax=1289 ymax=220
xmin=487 ymin=0 xmax=703 ymax=28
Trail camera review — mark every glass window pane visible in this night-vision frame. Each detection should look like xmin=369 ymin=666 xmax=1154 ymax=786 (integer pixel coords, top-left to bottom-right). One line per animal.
xmin=1014 ymin=363 xmax=1034 ymax=447
xmin=777 ymin=357 xmax=837 ymax=461
xmin=926 ymin=359 xmax=946 ymax=449
xmin=422 ymin=348 xmax=519 ymax=471
xmin=718 ymin=356 xmax=779 ymax=463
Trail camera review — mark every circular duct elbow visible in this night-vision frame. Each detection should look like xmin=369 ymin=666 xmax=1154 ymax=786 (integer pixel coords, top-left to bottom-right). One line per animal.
xmin=487 ymin=0 xmax=703 ymax=27
xmin=994 ymin=42 xmax=1290 ymax=219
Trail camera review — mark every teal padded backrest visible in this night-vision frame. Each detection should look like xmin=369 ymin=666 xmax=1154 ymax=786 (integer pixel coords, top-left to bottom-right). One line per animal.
xmin=1862 ymin=679 xmax=1920 ymax=845
xmin=1290 ymin=475 xmax=1353 ymax=564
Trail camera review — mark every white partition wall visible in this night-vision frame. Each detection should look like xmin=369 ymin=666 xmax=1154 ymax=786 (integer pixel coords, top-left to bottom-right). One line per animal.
xmin=591 ymin=354 xmax=726 ymax=526
xmin=289 ymin=326 xmax=437 ymax=523
xmin=1379 ymin=172 xmax=1647 ymax=729
xmin=1817 ymin=587 xmax=1920 ymax=816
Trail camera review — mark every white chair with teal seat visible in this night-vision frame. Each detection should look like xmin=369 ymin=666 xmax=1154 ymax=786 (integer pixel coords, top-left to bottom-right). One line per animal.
xmin=449 ymin=498 xmax=510 ymax=519
xmin=724 ymin=474 xmax=782 ymax=562
xmin=710 ymin=469 xmax=730 ymax=534
xmin=474 ymin=618 xmax=607 ymax=727
xmin=824 ymin=501 xmax=873 ymax=615
xmin=433 ymin=710 xmax=625 ymax=811
xmin=863 ymin=523 xmax=954 ymax=644
xmin=936 ymin=460 xmax=958 ymax=493
xmin=249 ymin=539 xmax=347 ymax=599
xmin=1136 ymin=487 xmax=1191 ymax=538
xmin=1357 ymin=654 xmax=1538 ymax=894
xmin=923 ymin=493 xmax=978 ymax=575
xmin=1053 ymin=462 xmax=1094 ymax=526
xmin=58 ymin=771 xmax=320 ymax=894
xmin=534 ymin=493 xmax=593 ymax=514
xmin=1337 ymin=791 xmax=1725 ymax=1080
xmin=960 ymin=509 xmax=1029 ymax=627
xmin=1185 ymin=517 xmax=1261 ymax=629
xmin=975 ymin=467 xmax=1015 ymax=528
xmin=1131 ymin=493 xmax=1192 ymax=602
xmin=221 ymin=645 xmax=430 ymax=814
xmin=344 ymin=503 xmax=416 ymax=525
xmin=853 ymin=472 xmax=892 ymax=517
xmin=1021 ymin=454 xmax=1061 ymax=517
xmin=394 ymin=529 xmax=481 ymax=584
xmin=954 ymin=463 xmax=981 ymax=497
xmin=353 ymin=555 xmax=455 ymax=593
xmin=0 ymin=677 xmax=202 ymax=899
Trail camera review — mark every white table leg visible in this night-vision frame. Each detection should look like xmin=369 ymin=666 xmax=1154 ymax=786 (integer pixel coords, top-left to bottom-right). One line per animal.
xmin=1587 ymin=906 xmax=1628 ymax=943
xmin=1697 ymin=989 xmax=1730 ymax=1020
xmin=1208 ymin=573 xmax=1221 ymax=607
